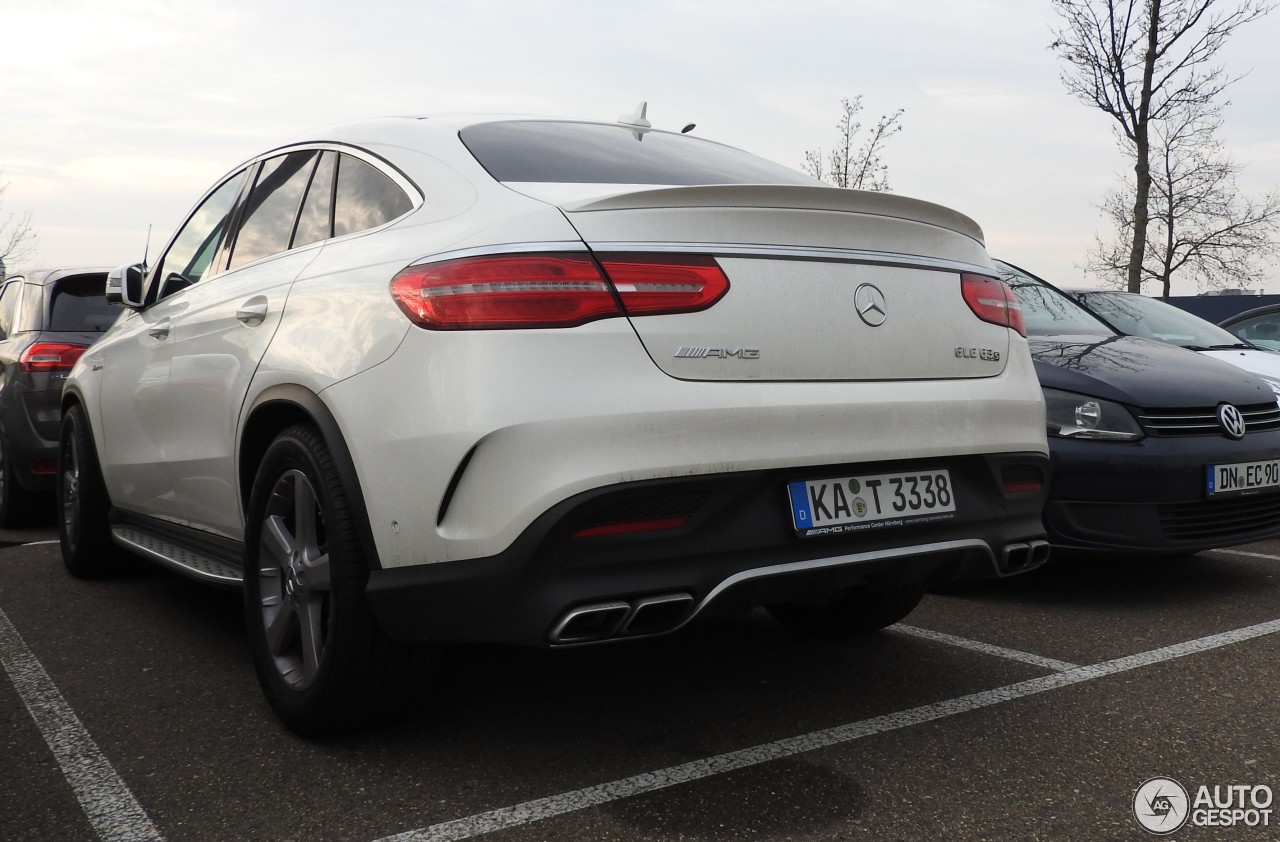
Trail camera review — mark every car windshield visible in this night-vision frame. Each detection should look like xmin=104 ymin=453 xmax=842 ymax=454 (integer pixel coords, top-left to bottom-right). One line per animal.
xmin=49 ymin=274 xmax=119 ymax=332
xmin=1074 ymin=290 xmax=1248 ymax=350
xmin=995 ymin=261 xmax=1115 ymax=338
xmin=459 ymin=120 xmax=820 ymax=186
xmin=1225 ymin=311 xmax=1280 ymax=351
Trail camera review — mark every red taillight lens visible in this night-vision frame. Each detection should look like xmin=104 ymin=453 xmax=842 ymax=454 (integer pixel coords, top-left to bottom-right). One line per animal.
xmin=961 ymin=273 xmax=1025 ymax=337
xmin=389 ymin=252 xmax=730 ymax=330
xmin=598 ymin=254 xmax=729 ymax=316
xmin=19 ymin=342 xmax=88 ymax=372
xmin=390 ymin=253 xmax=620 ymax=329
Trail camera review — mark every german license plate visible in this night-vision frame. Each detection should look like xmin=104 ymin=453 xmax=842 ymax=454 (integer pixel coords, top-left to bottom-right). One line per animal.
xmin=788 ymin=469 xmax=957 ymax=537
xmin=1206 ymin=460 xmax=1280 ymax=495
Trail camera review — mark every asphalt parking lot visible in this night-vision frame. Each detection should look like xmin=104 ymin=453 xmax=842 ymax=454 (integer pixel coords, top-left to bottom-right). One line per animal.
xmin=3 ymin=519 xmax=1279 ymax=842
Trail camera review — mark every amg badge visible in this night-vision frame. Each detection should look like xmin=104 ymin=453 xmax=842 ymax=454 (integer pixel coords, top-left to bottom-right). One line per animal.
xmin=675 ymin=347 xmax=760 ymax=359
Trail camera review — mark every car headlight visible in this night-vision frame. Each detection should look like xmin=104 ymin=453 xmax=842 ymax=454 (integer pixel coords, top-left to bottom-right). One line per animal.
xmin=1043 ymin=388 xmax=1144 ymax=441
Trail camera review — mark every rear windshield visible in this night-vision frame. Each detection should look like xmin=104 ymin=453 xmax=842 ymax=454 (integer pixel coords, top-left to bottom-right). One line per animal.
xmin=48 ymin=274 xmax=119 ymax=332
xmin=459 ymin=120 xmax=818 ymax=186
xmin=996 ymin=262 xmax=1115 ymax=338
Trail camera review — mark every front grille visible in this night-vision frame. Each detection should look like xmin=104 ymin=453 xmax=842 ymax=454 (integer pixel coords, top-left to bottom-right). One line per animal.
xmin=1137 ymin=402 xmax=1280 ymax=437
xmin=1159 ymin=493 xmax=1280 ymax=541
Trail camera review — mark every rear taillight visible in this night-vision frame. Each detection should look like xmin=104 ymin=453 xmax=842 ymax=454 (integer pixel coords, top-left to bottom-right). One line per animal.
xmin=961 ymin=273 xmax=1025 ymax=337
xmin=389 ymin=252 xmax=729 ymax=330
xmin=598 ymin=254 xmax=728 ymax=316
xmin=19 ymin=342 xmax=88 ymax=372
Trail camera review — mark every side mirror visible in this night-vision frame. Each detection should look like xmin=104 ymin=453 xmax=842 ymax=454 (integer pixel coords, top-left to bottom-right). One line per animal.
xmin=106 ymin=262 xmax=147 ymax=308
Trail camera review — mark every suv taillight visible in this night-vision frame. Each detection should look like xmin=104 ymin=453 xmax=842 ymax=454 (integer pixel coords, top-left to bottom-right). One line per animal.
xmin=389 ymin=253 xmax=729 ymax=330
xmin=961 ymin=273 xmax=1025 ymax=337
xmin=20 ymin=342 xmax=89 ymax=372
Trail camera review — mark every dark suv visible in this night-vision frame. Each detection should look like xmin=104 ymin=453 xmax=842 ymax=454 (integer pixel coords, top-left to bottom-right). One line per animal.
xmin=0 ymin=268 xmax=117 ymax=525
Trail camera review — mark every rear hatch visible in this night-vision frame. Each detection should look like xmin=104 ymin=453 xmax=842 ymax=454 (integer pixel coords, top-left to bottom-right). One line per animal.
xmin=551 ymin=184 xmax=1011 ymax=382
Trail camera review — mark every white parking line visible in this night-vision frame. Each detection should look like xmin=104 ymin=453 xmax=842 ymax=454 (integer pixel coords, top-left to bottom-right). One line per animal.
xmin=0 ymin=607 xmax=163 ymax=842
xmin=1206 ymin=548 xmax=1280 ymax=561
xmin=374 ymin=616 xmax=1280 ymax=842
xmin=894 ymin=625 xmax=1080 ymax=671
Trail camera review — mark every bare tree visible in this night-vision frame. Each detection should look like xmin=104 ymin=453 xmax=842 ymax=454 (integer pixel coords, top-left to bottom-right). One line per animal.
xmin=804 ymin=97 xmax=904 ymax=192
xmin=0 ymin=177 xmax=38 ymax=278
xmin=1050 ymin=0 xmax=1273 ymax=293
xmin=1089 ymin=102 xmax=1280 ymax=296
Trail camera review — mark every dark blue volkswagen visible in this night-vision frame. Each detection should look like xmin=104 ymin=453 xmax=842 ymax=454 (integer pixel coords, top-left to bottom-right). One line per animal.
xmin=998 ymin=261 xmax=1280 ymax=556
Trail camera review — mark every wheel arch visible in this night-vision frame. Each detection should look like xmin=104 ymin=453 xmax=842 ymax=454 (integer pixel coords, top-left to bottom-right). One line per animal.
xmin=240 ymin=385 xmax=384 ymax=570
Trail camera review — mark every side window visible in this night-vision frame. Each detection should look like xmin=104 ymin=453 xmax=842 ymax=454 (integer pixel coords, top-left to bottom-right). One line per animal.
xmin=151 ymin=170 xmax=250 ymax=302
xmin=228 ymin=151 xmax=321 ymax=270
xmin=292 ymin=151 xmax=337 ymax=249
xmin=0 ymin=280 xmax=20 ymax=339
xmin=333 ymin=154 xmax=413 ymax=237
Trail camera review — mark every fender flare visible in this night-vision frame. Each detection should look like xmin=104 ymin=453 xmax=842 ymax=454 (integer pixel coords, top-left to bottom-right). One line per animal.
xmin=242 ymin=384 xmax=384 ymax=570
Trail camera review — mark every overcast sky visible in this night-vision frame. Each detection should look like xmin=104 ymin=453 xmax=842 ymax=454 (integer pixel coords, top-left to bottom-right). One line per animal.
xmin=3 ymin=0 xmax=1278 ymax=295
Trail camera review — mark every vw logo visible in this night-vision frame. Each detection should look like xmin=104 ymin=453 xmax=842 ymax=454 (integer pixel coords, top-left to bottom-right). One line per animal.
xmin=854 ymin=284 xmax=887 ymax=327
xmin=1218 ymin=403 xmax=1246 ymax=440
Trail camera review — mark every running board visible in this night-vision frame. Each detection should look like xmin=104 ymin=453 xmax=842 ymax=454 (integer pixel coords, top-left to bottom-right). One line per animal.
xmin=111 ymin=525 xmax=244 ymax=586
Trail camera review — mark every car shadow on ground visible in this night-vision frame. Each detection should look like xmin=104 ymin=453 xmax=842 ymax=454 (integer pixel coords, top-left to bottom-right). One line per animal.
xmin=929 ymin=549 xmax=1277 ymax=609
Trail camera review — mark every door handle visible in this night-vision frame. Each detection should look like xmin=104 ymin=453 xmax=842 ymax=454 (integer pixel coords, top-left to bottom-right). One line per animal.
xmin=148 ymin=320 xmax=170 ymax=340
xmin=237 ymin=297 xmax=269 ymax=326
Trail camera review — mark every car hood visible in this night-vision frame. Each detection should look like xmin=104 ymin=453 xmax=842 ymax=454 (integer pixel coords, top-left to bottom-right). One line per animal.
xmin=1030 ymin=334 xmax=1277 ymax=407
xmin=1199 ymin=348 xmax=1280 ymax=390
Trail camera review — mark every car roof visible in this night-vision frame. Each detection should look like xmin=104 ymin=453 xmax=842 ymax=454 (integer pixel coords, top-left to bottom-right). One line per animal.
xmin=1221 ymin=303 xmax=1280 ymax=326
xmin=8 ymin=268 xmax=110 ymax=286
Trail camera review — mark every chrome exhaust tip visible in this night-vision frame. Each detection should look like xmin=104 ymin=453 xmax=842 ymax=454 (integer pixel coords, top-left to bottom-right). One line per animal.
xmin=620 ymin=593 xmax=694 ymax=636
xmin=548 ymin=601 xmax=631 ymax=644
xmin=1000 ymin=542 xmax=1032 ymax=573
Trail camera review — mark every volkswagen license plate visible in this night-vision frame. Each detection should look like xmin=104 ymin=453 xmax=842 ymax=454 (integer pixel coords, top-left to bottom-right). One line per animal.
xmin=788 ymin=469 xmax=957 ymax=537
xmin=1206 ymin=460 xmax=1280 ymax=496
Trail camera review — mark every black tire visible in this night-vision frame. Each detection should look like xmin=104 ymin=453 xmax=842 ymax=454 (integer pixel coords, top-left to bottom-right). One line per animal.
xmin=767 ymin=582 xmax=927 ymax=638
xmin=58 ymin=404 xmax=122 ymax=577
xmin=243 ymin=424 xmax=432 ymax=736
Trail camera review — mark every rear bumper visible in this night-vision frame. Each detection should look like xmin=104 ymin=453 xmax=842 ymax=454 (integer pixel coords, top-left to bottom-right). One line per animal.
xmin=1044 ymin=433 xmax=1280 ymax=553
xmin=365 ymin=451 xmax=1051 ymax=646
xmin=0 ymin=384 xmax=60 ymax=492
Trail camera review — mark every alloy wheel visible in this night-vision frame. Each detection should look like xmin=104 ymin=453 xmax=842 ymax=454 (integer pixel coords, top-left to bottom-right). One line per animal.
xmin=255 ymin=468 xmax=332 ymax=691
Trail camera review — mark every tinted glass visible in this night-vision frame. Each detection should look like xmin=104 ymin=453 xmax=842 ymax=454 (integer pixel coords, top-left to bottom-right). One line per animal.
xmin=460 ymin=120 xmax=819 ymax=186
xmin=0 ymin=280 xmax=20 ymax=338
xmin=293 ymin=151 xmax=336 ymax=248
xmin=229 ymin=151 xmax=320 ymax=269
xmin=156 ymin=170 xmax=250 ymax=291
xmin=1226 ymin=312 xmax=1280 ymax=351
xmin=1077 ymin=291 xmax=1245 ymax=349
xmin=996 ymin=262 xmax=1115 ymax=338
xmin=333 ymin=155 xmax=413 ymax=237
xmin=48 ymin=274 xmax=119 ymax=332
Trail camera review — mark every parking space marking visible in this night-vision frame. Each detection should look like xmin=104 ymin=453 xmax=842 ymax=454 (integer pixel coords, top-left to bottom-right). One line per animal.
xmin=894 ymin=624 xmax=1080 ymax=671
xmin=1207 ymin=547 xmax=1280 ymax=561
xmin=0 ymin=607 xmax=163 ymax=842
xmin=375 ymin=616 xmax=1280 ymax=842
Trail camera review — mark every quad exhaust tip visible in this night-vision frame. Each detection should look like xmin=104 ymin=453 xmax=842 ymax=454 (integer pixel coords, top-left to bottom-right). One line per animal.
xmin=1000 ymin=539 xmax=1051 ymax=574
xmin=549 ymin=593 xmax=695 ymax=645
